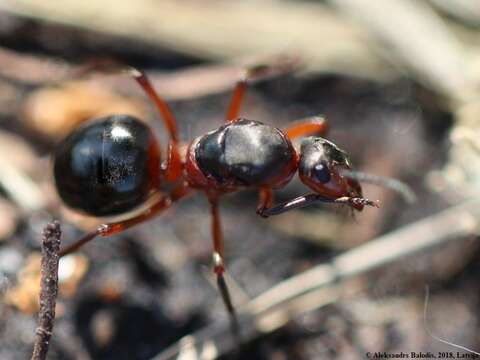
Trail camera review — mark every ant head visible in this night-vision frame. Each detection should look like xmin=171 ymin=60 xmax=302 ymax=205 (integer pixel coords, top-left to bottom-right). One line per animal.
xmin=298 ymin=137 xmax=364 ymax=211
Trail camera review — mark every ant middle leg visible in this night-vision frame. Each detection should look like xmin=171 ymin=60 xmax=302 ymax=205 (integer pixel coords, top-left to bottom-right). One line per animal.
xmin=59 ymin=184 xmax=191 ymax=257
xmin=207 ymin=194 xmax=240 ymax=341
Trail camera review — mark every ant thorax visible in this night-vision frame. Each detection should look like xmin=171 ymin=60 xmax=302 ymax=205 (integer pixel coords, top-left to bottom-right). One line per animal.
xmin=186 ymin=119 xmax=297 ymax=190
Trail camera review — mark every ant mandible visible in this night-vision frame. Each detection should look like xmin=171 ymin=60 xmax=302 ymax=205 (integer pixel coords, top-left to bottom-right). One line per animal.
xmin=53 ymin=60 xmax=380 ymax=336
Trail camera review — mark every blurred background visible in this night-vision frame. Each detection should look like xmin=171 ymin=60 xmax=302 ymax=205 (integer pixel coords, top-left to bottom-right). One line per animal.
xmin=0 ymin=1 xmax=479 ymax=359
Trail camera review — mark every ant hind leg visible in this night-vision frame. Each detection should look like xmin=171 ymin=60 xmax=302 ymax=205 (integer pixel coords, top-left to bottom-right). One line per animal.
xmin=72 ymin=60 xmax=183 ymax=181
xmin=59 ymin=184 xmax=191 ymax=257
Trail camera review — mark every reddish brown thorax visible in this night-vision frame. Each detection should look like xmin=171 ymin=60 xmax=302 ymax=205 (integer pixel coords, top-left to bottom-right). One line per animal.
xmin=185 ymin=119 xmax=298 ymax=192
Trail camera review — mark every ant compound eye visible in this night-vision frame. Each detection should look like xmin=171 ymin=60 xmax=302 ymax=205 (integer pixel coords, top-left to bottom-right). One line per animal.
xmin=312 ymin=163 xmax=331 ymax=183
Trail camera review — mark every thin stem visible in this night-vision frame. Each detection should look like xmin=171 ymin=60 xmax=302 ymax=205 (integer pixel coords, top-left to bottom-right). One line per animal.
xmin=31 ymin=220 xmax=61 ymax=360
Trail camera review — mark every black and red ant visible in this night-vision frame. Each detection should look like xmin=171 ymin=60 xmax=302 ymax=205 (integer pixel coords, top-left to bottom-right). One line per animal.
xmin=52 ymin=61 xmax=409 ymax=338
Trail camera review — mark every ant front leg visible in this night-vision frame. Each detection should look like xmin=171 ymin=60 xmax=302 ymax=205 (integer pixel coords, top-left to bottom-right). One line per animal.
xmin=256 ymin=187 xmax=274 ymax=218
xmin=59 ymin=184 xmax=191 ymax=257
xmin=255 ymin=116 xmax=329 ymax=218
xmin=207 ymin=194 xmax=240 ymax=341
xmin=260 ymin=194 xmax=378 ymax=217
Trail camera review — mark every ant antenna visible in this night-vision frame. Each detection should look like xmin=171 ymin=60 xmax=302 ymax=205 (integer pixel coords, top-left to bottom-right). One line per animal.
xmin=339 ymin=169 xmax=416 ymax=204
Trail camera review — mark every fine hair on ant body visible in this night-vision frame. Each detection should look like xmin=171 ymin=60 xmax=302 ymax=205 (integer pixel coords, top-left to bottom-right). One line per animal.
xmin=52 ymin=59 xmax=407 ymax=340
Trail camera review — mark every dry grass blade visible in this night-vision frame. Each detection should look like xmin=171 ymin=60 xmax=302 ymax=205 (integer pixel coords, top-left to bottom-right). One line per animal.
xmin=0 ymin=46 xmax=295 ymax=102
xmin=329 ymin=0 xmax=474 ymax=103
xmin=0 ymin=0 xmax=391 ymax=80
xmin=429 ymin=0 xmax=480 ymax=26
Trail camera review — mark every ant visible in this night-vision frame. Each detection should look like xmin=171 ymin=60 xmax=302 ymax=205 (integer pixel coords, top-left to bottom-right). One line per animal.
xmin=52 ymin=60 xmax=401 ymax=340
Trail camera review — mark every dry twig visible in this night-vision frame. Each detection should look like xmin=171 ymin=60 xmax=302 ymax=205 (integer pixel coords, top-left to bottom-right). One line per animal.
xmin=31 ymin=220 xmax=61 ymax=360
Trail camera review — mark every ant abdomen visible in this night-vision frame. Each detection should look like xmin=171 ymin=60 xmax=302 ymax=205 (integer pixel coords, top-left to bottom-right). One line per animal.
xmin=53 ymin=114 xmax=161 ymax=216
xmin=186 ymin=119 xmax=297 ymax=190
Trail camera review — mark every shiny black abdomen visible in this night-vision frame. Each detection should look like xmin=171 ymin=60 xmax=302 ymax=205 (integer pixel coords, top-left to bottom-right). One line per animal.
xmin=53 ymin=115 xmax=160 ymax=216
xmin=195 ymin=119 xmax=295 ymax=186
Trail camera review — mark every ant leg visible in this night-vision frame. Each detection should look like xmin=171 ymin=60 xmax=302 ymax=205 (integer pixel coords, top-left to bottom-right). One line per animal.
xmin=225 ymin=58 xmax=297 ymax=122
xmin=73 ymin=60 xmax=182 ymax=181
xmin=284 ymin=115 xmax=328 ymax=139
xmin=125 ymin=67 xmax=178 ymax=142
xmin=125 ymin=67 xmax=183 ymax=181
xmin=126 ymin=66 xmax=183 ymax=181
xmin=207 ymin=195 xmax=240 ymax=341
xmin=59 ymin=184 xmax=191 ymax=257
xmin=225 ymin=70 xmax=248 ymax=123
xmin=260 ymin=193 xmax=378 ymax=217
xmin=73 ymin=60 xmax=178 ymax=141
xmin=164 ymin=140 xmax=183 ymax=182
xmin=256 ymin=187 xmax=274 ymax=218
xmin=254 ymin=117 xmax=328 ymax=217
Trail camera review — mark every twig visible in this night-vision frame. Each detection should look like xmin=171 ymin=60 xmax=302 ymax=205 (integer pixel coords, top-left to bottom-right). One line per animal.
xmin=152 ymin=199 xmax=480 ymax=360
xmin=31 ymin=220 xmax=61 ymax=360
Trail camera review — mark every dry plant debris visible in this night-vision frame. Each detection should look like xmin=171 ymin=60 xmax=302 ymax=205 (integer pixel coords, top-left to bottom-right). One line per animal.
xmin=4 ymin=252 xmax=88 ymax=314
xmin=31 ymin=220 xmax=61 ymax=360
xmin=23 ymin=81 xmax=148 ymax=139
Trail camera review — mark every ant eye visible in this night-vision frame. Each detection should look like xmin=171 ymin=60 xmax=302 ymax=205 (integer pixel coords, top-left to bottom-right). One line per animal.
xmin=312 ymin=163 xmax=331 ymax=183
xmin=313 ymin=164 xmax=330 ymax=183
